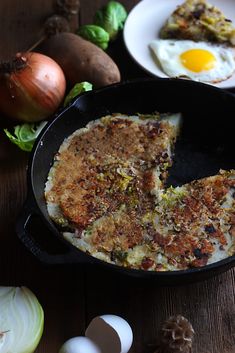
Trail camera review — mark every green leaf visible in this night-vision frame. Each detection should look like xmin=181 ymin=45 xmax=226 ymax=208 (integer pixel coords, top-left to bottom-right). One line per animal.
xmin=4 ymin=121 xmax=47 ymax=152
xmin=63 ymin=82 xmax=93 ymax=107
xmin=94 ymin=1 xmax=127 ymax=41
xmin=77 ymin=25 xmax=110 ymax=49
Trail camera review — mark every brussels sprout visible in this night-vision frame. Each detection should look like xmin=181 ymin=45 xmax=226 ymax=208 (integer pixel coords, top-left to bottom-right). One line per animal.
xmin=4 ymin=121 xmax=47 ymax=152
xmin=77 ymin=25 xmax=110 ymax=50
xmin=94 ymin=1 xmax=127 ymax=41
xmin=64 ymin=81 xmax=93 ymax=107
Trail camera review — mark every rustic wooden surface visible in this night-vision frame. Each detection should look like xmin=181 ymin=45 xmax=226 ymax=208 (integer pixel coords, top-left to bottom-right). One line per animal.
xmin=0 ymin=1 xmax=235 ymax=352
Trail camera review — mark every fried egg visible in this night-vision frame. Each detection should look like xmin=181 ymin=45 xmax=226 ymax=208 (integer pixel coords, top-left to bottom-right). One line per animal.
xmin=149 ymin=39 xmax=235 ymax=83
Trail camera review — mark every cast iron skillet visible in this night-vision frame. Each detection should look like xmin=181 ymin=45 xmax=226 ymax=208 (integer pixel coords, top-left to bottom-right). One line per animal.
xmin=16 ymin=78 xmax=235 ymax=284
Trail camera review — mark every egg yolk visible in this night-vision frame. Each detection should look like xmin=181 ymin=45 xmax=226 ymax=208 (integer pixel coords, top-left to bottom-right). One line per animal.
xmin=180 ymin=49 xmax=216 ymax=72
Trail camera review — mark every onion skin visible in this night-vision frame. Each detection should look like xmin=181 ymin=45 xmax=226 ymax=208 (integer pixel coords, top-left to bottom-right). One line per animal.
xmin=39 ymin=32 xmax=121 ymax=88
xmin=0 ymin=52 xmax=66 ymax=122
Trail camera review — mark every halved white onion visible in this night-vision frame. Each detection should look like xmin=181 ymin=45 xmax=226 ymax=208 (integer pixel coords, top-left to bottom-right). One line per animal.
xmin=0 ymin=286 xmax=44 ymax=353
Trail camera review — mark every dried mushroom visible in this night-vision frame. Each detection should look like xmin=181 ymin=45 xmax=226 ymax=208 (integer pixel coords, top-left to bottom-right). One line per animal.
xmin=154 ymin=315 xmax=195 ymax=353
xmin=56 ymin=0 xmax=80 ymax=19
xmin=44 ymin=15 xmax=70 ymax=36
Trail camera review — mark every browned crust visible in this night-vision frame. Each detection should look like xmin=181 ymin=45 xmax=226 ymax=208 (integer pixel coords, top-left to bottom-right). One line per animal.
xmin=46 ymin=115 xmax=177 ymax=230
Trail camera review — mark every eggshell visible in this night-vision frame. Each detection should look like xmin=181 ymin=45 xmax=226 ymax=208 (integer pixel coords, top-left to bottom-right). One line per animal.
xmin=85 ymin=314 xmax=133 ymax=353
xmin=59 ymin=336 xmax=101 ymax=353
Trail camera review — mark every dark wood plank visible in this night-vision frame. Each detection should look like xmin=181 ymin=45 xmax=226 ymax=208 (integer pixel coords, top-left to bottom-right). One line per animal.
xmin=0 ymin=0 xmax=78 ymax=60
xmin=0 ymin=1 xmax=235 ymax=353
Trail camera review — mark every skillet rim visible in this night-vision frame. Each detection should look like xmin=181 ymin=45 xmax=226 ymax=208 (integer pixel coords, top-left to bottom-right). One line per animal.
xmin=25 ymin=77 xmax=235 ymax=278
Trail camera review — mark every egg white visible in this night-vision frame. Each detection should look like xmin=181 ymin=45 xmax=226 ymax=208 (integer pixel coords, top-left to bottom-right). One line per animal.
xmin=150 ymin=39 xmax=235 ymax=83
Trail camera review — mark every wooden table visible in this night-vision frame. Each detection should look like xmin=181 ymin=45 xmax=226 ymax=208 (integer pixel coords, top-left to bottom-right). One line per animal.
xmin=0 ymin=1 xmax=235 ymax=352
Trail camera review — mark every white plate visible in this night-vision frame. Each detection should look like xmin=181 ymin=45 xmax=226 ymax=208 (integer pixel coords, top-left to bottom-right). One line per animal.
xmin=123 ymin=0 xmax=235 ymax=89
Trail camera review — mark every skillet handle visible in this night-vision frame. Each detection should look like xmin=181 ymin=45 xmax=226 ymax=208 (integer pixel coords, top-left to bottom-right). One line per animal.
xmin=16 ymin=198 xmax=91 ymax=265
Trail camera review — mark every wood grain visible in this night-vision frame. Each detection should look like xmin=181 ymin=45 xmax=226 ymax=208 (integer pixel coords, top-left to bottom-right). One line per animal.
xmin=0 ymin=1 xmax=234 ymax=353
xmin=84 ymin=267 xmax=235 ymax=353
xmin=0 ymin=0 xmax=78 ymax=60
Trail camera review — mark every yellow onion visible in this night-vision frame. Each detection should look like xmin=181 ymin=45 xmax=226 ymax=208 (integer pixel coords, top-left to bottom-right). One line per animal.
xmin=0 ymin=52 xmax=66 ymax=122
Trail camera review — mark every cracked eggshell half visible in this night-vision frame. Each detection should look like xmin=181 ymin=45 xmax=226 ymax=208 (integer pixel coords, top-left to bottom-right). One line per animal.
xmin=85 ymin=314 xmax=133 ymax=353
